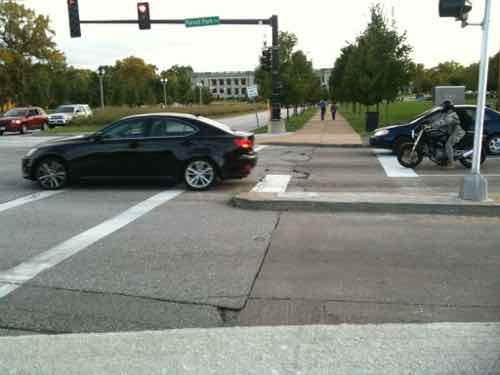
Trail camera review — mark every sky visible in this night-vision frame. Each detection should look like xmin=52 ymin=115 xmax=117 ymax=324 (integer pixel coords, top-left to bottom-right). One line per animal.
xmin=21 ymin=0 xmax=500 ymax=73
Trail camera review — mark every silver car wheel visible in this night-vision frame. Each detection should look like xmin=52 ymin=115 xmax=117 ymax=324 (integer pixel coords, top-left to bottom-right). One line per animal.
xmin=36 ymin=159 xmax=67 ymax=190
xmin=488 ymin=136 xmax=500 ymax=154
xmin=185 ymin=160 xmax=215 ymax=190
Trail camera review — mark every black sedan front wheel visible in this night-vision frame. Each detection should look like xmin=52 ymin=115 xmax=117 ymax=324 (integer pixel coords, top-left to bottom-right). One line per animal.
xmin=35 ymin=157 xmax=68 ymax=190
xmin=184 ymin=159 xmax=216 ymax=191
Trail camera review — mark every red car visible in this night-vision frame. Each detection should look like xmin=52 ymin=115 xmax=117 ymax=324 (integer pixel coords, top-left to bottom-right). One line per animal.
xmin=0 ymin=107 xmax=49 ymax=135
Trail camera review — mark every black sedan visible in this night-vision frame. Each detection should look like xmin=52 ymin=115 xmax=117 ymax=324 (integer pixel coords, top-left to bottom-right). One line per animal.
xmin=22 ymin=113 xmax=258 ymax=190
xmin=369 ymin=105 xmax=500 ymax=155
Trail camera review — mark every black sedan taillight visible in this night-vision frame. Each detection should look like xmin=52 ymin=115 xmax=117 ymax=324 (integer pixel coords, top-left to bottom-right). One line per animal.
xmin=234 ymin=137 xmax=254 ymax=150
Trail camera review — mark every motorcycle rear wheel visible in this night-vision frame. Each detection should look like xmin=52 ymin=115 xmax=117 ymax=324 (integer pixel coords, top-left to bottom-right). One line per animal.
xmin=397 ymin=143 xmax=423 ymax=168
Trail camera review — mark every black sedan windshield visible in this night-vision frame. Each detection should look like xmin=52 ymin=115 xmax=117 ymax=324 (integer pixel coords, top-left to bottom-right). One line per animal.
xmin=4 ymin=109 xmax=27 ymax=117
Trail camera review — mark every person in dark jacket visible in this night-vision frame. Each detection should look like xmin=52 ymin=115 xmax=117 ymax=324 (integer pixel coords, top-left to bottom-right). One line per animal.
xmin=331 ymin=102 xmax=337 ymax=120
xmin=319 ymin=100 xmax=327 ymax=120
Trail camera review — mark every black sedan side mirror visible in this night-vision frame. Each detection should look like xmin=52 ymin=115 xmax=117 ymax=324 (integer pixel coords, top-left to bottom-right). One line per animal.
xmin=93 ymin=133 xmax=103 ymax=142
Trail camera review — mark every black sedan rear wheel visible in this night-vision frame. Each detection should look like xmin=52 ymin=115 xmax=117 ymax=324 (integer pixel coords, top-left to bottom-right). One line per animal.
xmin=184 ymin=159 xmax=216 ymax=190
xmin=35 ymin=157 xmax=68 ymax=190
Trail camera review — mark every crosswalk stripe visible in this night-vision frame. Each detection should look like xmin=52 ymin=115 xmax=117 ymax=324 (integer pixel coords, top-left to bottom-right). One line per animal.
xmin=252 ymin=174 xmax=291 ymax=193
xmin=0 ymin=189 xmax=184 ymax=300
xmin=373 ymin=149 xmax=418 ymax=178
xmin=0 ymin=191 xmax=65 ymax=213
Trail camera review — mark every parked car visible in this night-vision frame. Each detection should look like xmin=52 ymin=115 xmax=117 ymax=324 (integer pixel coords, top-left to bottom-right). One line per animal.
xmin=78 ymin=104 xmax=93 ymax=117
xmin=48 ymin=104 xmax=89 ymax=128
xmin=0 ymin=107 xmax=49 ymax=135
xmin=22 ymin=113 xmax=258 ymax=190
xmin=369 ymin=105 xmax=500 ymax=155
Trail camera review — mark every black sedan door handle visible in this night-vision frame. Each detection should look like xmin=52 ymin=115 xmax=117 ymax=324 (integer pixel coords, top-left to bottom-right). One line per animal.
xmin=129 ymin=140 xmax=140 ymax=149
xmin=182 ymin=140 xmax=193 ymax=147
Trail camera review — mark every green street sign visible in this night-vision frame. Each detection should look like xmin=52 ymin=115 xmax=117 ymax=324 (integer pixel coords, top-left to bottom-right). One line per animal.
xmin=185 ymin=17 xmax=220 ymax=28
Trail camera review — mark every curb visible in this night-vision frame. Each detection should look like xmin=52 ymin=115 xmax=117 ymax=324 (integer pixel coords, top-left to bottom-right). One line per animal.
xmin=256 ymin=142 xmax=369 ymax=148
xmin=232 ymin=193 xmax=500 ymax=217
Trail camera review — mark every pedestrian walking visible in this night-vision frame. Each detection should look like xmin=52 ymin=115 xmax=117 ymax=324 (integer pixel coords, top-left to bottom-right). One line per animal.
xmin=331 ymin=102 xmax=337 ymax=120
xmin=319 ymin=99 xmax=327 ymax=120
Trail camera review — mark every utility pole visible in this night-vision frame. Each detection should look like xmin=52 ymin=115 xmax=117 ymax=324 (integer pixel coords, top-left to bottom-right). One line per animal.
xmin=98 ymin=66 xmax=105 ymax=109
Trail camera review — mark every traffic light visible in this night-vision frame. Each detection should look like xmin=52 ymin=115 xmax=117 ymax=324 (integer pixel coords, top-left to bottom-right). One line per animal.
xmin=137 ymin=2 xmax=151 ymax=30
xmin=439 ymin=0 xmax=472 ymax=21
xmin=67 ymin=0 xmax=81 ymax=38
xmin=260 ymin=47 xmax=272 ymax=72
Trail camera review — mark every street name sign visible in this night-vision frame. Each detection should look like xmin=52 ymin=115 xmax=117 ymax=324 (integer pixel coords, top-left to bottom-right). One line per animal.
xmin=185 ymin=17 xmax=220 ymax=28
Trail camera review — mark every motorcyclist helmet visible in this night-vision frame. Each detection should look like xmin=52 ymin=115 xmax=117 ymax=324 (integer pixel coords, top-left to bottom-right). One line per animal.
xmin=441 ymin=100 xmax=455 ymax=112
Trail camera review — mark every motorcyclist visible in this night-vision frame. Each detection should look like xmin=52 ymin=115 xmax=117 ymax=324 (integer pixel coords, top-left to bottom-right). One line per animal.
xmin=431 ymin=100 xmax=465 ymax=167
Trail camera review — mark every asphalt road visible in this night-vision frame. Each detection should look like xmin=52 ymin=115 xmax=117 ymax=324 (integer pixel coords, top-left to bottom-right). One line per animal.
xmin=0 ymin=140 xmax=499 ymax=335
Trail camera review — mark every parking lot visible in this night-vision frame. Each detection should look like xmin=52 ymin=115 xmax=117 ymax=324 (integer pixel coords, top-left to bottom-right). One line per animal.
xmin=1 ymin=133 xmax=499 ymax=335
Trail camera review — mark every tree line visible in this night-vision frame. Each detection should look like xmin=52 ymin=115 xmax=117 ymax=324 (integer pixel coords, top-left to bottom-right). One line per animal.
xmin=0 ymin=1 xmax=212 ymax=110
xmin=412 ymin=58 xmax=499 ymax=95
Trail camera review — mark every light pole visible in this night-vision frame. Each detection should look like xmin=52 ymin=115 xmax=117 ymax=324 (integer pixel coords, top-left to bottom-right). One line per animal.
xmin=97 ymin=66 xmax=105 ymax=109
xmin=161 ymin=77 xmax=168 ymax=107
xmin=459 ymin=0 xmax=492 ymax=201
xmin=197 ymin=81 xmax=203 ymax=106
xmin=497 ymin=45 xmax=500 ymax=111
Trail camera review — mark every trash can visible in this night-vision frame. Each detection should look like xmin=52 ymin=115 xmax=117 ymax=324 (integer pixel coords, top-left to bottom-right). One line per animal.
xmin=366 ymin=112 xmax=379 ymax=133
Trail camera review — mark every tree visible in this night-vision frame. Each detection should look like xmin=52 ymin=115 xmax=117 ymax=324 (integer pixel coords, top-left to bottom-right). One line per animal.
xmin=331 ymin=4 xmax=413 ymax=110
xmin=255 ymin=32 xmax=319 ymax=108
xmin=164 ymin=65 xmax=194 ymax=104
xmin=0 ymin=0 xmax=62 ymax=106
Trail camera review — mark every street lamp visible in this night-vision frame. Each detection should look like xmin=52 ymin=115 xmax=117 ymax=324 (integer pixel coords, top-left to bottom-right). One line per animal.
xmin=197 ymin=81 xmax=203 ymax=106
xmin=161 ymin=77 xmax=168 ymax=107
xmin=97 ymin=67 xmax=105 ymax=109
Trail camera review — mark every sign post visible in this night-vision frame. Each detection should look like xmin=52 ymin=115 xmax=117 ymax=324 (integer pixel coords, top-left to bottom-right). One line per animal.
xmin=247 ymin=85 xmax=260 ymax=128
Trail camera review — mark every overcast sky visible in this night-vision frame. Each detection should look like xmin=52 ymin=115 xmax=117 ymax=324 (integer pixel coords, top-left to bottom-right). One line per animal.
xmin=22 ymin=0 xmax=500 ymax=73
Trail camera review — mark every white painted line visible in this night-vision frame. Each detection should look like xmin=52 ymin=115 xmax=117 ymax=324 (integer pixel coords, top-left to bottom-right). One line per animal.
xmin=254 ymin=145 xmax=269 ymax=152
xmin=0 ymin=191 xmax=65 ymax=214
xmin=0 ymin=190 xmax=183 ymax=299
xmin=252 ymin=175 xmax=291 ymax=193
xmin=419 ymin=174 xmax=500 ymax=177
xmin=374 ymin=150 xmax=418 ymax=178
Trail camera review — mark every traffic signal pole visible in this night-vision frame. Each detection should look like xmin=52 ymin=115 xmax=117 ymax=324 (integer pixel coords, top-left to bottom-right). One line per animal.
xmin=68 ymin=1 xmax=282 ymax=128
xmin=459 ymin=0 xmax=492 ymax=201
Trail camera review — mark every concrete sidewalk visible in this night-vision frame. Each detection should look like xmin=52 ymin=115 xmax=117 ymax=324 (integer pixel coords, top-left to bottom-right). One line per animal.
xmin=257 ymin=111 xmax=363 ymax=147
xmin=0 ymin=323 xmax=499 ymax=374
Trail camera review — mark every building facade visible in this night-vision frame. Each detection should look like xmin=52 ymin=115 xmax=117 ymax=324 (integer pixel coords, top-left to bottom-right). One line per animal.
xmin=192 ymin=71 xmax=256 ymax=100
xmin=191 ymin=69 xmax=332 ymax=99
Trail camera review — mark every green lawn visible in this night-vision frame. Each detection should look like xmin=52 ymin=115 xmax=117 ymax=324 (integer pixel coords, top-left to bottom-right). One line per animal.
xmin=253 ymin=108 xmax=317 ymax=134
xmin=341 ymin=98 xmax=497 ymax=136
xmin=44 ymin=102 xmax=268 ymax=136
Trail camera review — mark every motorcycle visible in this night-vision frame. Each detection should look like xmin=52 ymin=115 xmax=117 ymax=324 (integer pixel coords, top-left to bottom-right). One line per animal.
xmin=397 ymin=123 xmax=487 ymax=169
